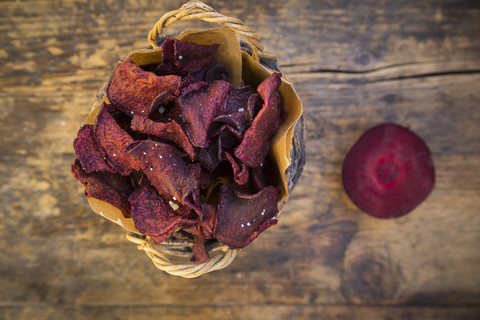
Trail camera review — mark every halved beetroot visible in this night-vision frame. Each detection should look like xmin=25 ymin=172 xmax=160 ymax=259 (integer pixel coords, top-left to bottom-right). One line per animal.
xmin=342 ymin=123 xmax=435 ymax=219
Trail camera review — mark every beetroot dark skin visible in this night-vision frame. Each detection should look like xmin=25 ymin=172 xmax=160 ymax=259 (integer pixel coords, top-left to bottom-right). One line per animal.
xmin=342 ymin=123 xmax=435 ymax=219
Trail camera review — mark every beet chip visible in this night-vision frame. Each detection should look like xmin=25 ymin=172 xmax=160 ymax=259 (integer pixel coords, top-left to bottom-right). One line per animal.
xmin=131 ymin=116 xmax=196 ymax=160
xmin=215 ymin=184 xmax=279 ymax=248
xmin=224 ymin=152 xmax=249 ymax=185
xmin=235 ymin=73 xmax=282 ymax=168
xmin=213 ymin=113 xmax=250 ymax=137
xmin=107 ymin=58 xmax=181 ymax=116
xmin=191 ymin=234 xmax=209 ymax=264
xmin=127 ymin=140 xmax=198 ymax=208
xmin=95 ymin=104 xmax=139 ymax=175
xmin=247 ymin=93 xmax=263 ymax=122
xmin=73 ymin=125 xmax=115 ymax=174
xmin=180 ymin=80 xmax=233 ymax=148
xmin=198 ymin=142 xmax=221 ymax=172
xmin=205 ymin=63 xmax=229 ymax=83
xmin=71 ymin=159 xmax=133 ymax=218
xmin=162 ymin=37 xmax=219 ymax=74
xmin=129 ymin=185 xmax=182 ymax=244
xmin=222 ymin=86 xmax=253 ymax=115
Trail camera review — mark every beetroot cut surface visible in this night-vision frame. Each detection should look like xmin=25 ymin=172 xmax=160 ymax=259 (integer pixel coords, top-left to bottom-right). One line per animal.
xmin=342 ymin=123 xmax=435 ymax=219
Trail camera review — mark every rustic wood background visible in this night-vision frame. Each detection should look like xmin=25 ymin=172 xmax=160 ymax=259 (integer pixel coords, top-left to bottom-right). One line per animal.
xmin=1 ymin=0 xmax=479 ymax=319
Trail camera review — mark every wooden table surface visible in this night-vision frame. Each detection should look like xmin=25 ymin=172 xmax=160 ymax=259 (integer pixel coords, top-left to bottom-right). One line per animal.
xmin=1 ymin=0 xmax=479 ymax=319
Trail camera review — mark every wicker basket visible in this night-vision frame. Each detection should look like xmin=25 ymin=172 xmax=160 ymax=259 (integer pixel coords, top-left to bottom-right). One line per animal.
xmin=89 ymin=0 xmax=305 ymax=278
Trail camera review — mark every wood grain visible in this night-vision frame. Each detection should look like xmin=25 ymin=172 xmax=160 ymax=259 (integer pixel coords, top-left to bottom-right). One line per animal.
xmin=1 ymin=0 xmax=480 ymax=319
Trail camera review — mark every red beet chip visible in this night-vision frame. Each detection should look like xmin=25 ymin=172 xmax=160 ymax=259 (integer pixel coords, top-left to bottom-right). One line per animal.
xmin=191 ymin=234 xmax=209 ymax=264
xmin=217 ymin=128 xmax=241 ymax=151
xmin=224 ymin=152 xmax=249 ymax=185
xmin=211 ymin=123 xmax=243 ymax=141
xmin=342 ymin=123 xmax=435 ymax=219
xmin=127 ymin=140 xmax=199 ymax=208
xmin=71 ymin=159 xmax=133 ymax=218
xmin=215 ymin=184 xmax=279 ymax=249
xmin=162 ymin=37 xmax=219 ymax=74
xmin=247 ymin=93 xmax=263 ymax=122
xmin=180 ymin=80 xmax=233 ymax=148
xmin=222 ymin=86 xmax=253 ymax=115
xmin=213 ymin=112 xmax=250 ymax=137
xmin=129 ymin=185 xmax=182 ymax=244
xmin=107 ymin=58 xmax=181 ymax=117
xmin=94 ymin=104 xmax=139 ymax=175
xmin=198 ymin=142 xmax=221 ymax=172
xmin=199 ymin=203 xmax=218 ymax=239
xmin=204 ymin=63 xmax=229 ymax=83
xmin=235 ymin=73 xmax=282 ymax=168
xmin=181 ymin=80 xmax=209 ymax=96
xmin=73 ymin=125 xmax=116 ymax=174
xmin=131 ymin=116 xmax=196 ymax=161
xmin=251 ymin=165 xmax=267 ymax=191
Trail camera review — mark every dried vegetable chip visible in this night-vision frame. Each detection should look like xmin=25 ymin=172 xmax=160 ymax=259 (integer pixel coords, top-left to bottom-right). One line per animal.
xmin=215 ymin=184 xmax=279 ymax=248
xmin=224 ymin=152 xmax=249 ymax=185
xmin=129 ymin=185 xmax=182 ymax=244
xmin=197 ymin=142 xmax=221 ymax=172
xmin=213 ymin=113 xmax=250 ymax=136
xmin=131 ymin=116 xmax=196 ymax=160
xmin=107 ymin=58 xmax=181 ymax=117
xmin=247 ymin=93 xmax=263 ymax=122
xmin=235 ymin=73 xmax=282 ymax=168
xmin=223 ymin=86 xmax=253 ymax=115
xmin=191 ymin=234 xmax=209 ymax=264
xmin=162 ymin=37 xmax=219 ymax=74
xmin=72 ymin=159 xmax=133 ymax=218
xmin=73 ymin=125 xmax=115 ymax=174
xmin=180 ymin=80 xmax=233 ymax=148
xmin=95 ymin=104 xmax=139 ymax=175
xmin=127 ymin=140 xmax=198 ymax=207
xmin=204 ymin=63 xmax=229 ymax=83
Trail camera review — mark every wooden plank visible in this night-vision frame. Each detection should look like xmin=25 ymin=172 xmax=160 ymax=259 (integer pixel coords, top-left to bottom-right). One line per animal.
xmin=1 ymin=306 xmax=479 ymax=320
xmin=1 ymin=0 xmax=480 ymax=86
xmin=1 ymin=0 xmax=480 ymax=318
xmin=1 ymin=73 xmax=478 ymax=309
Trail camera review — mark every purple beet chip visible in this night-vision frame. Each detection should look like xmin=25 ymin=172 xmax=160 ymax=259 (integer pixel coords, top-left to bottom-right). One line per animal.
xmin=71 ymin=159 xmax=133 ymax=218
xmin=162 ymin=37 xmax=219 ymax=74
xmin=127 ymin=140 xmax=199 ymax=208
xmin=180 ymin=80 xmax=233 ymax=148
xmin=222 ymin=86 xmax=253 ymax=115
xmin=73 ymin=125 xmax=115 ymax=174
xmin=131 ymin=116 xmax=196 ymax=161
xmin=235 ymin=73 xmax=282 ymax=168
xmin=107 ymin=58 xmax=181 ymax=117
xmin=224 ymin=152 xmax=249 ymax=185
xmin=129 ymin=185 xmax=182 ymax=244
xmin=215 ymin=184 xmax=279 ymax=248
xmin=95 ymin=103 xmax=139 ymax=175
